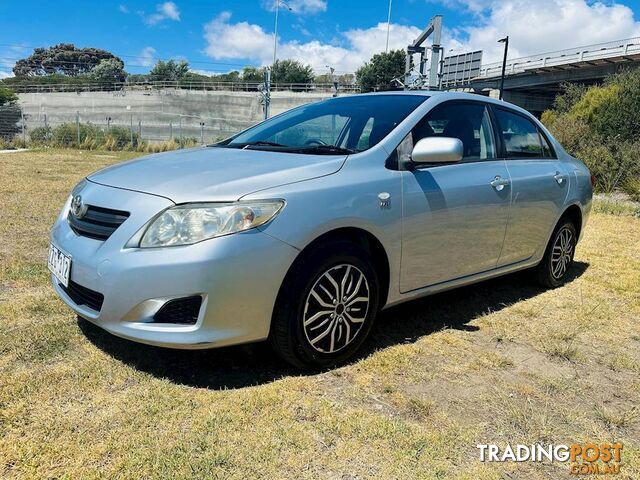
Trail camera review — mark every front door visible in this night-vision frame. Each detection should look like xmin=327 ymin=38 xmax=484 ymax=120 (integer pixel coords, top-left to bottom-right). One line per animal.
xmin=400 ymin=101 xmax=511 ymax=293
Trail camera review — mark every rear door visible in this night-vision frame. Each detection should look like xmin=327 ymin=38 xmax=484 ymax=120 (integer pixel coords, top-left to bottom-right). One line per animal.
xmin=400 ymin=101 xmax=511 ymax=292
xmin=492 ymin=107 xmax=570 ymax=266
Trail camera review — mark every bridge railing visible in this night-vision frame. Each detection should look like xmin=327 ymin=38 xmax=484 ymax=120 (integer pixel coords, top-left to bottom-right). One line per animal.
xmin=5 ymin=80 xmax=361 ymax=94
xmin=477 ymin=36 xmax=640 ymax=79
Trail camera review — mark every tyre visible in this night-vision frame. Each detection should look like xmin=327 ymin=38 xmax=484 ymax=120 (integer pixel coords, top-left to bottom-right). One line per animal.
xmin=270 ymin=240 xmax=380 ymax=369
xmin=536 ymin=218 xmax=577 ymax=288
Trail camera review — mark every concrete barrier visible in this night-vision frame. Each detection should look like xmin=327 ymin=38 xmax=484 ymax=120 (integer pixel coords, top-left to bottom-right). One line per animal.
xmin=17 ymin=89 xmax=334 ymax=142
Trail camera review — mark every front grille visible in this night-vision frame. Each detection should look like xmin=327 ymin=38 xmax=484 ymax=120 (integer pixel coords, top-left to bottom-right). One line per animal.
xmin=60 ymin=280 xmax=105 ymax=312
xmin=68 ymin=205 xmax=130 ymax=241
xmin=153 ymin=296 xmax=202 ymax=325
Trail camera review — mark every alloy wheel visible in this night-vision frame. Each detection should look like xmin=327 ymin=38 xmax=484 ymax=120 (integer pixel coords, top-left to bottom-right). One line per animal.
xmin=302 ymin=264 xmax=370 ymax=354
xmin=551 ymin=226 xmax=574 ymax=279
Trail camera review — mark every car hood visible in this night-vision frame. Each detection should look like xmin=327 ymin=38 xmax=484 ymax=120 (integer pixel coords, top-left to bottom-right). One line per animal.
xmin=88 ymin=146 xmax=347 ymax=203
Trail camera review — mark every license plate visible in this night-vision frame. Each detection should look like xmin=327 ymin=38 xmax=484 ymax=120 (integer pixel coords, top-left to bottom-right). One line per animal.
xmin=48 ymin=243 xmax=71 ymax=287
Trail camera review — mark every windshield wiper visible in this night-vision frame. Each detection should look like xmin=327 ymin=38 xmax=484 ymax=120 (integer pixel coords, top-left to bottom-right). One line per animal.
xmin=297 ymin=145 xmax=356 ymax=155
xmin=240 ymin=141 xmax=289 ymax=149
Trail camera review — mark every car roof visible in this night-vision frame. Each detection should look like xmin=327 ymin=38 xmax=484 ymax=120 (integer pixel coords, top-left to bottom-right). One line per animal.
xmin=355 ymin=90 xmax=534 ymax=118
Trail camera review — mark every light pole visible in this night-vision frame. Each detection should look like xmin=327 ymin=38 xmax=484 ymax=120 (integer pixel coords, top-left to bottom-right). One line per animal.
xmin=498 ymin=36 xmax=509 ymax=100
xmin=267 ymin=0 xmax=292 ymax=120
xmin=273 ymin=0 xmax=293 ymax=66
xmin=385 ymin=0 xmax=393 ymax=53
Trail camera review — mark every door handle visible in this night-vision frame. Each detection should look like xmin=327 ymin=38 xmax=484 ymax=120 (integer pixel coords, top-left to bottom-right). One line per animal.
xmin=490 ymin=175 xmax=511 ymax=191
xmin=554 ymin=171 xmax=568 ymax=185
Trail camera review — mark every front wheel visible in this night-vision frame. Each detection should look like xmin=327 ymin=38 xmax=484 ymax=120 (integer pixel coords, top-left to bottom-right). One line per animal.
xmin=536 ymin=218 xmax=577 ymax=288
xmin=270 ymin=241 xmax=380 ymax=369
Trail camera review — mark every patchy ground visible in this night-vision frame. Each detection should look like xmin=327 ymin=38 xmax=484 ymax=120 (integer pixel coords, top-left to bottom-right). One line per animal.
xmin=1 ymin=149 xmax=639 ymax=479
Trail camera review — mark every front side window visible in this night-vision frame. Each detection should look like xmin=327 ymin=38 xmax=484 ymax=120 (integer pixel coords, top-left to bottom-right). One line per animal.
xmin=411 ymin=102 xmax=496 ymax=162
xmin=495 ymin=108 xmax=546 ymax=158
xmin=218 ymin=95 xmax=428 ymax=155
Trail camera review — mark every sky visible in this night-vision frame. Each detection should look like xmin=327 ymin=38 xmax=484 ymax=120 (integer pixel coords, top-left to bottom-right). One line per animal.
xmin=2 ymin=0 xmax=640 ymax=78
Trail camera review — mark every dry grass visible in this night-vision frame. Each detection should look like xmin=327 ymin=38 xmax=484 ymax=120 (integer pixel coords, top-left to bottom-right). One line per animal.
xmin=1 ymin=149 xmax=639 ymax=479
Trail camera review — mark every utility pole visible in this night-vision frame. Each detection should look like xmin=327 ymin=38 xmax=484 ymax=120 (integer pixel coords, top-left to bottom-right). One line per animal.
xmin=498 ymin=36 xmax=509 ymax=100
xmin=263 ymin=68 xmax=271 ymax=120
xmin=269 ymin=0 xmax=291 ymax=119
xmin=273 ymin=0 xmax=292 ymax=65
xmin=385 ymin=0 xmax=393 ymax=53
xmin=273 ymin=1 xmax=280 ymax=65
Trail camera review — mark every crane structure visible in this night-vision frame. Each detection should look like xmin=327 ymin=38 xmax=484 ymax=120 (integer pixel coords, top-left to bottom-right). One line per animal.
xmin=404 ymin=15 xmax=443 ymax=90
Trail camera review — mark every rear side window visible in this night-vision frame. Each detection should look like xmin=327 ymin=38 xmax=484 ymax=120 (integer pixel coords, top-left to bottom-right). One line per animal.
xmin=494 ymin=108 xmax=548 ymax=158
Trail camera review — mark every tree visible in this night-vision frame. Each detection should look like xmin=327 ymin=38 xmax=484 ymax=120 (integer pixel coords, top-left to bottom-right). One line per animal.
xmin=355 ymin=50 xmax=406 ymax=92
xmin=315 ymin=73 xmax=355 ymax=85
xmin=90 ymin=58 xmax=126 ymax=83
xmin=215 ymin=70 xmax=241 ymax=83
xmin=148 ymin=60 xmax=189 ymax=82
xmin=13 ymin=44 xmax=123 ymax=77
xmin=0 ymin=87 xmax=18 ymax=105
xmin=0 ymin=87 xmax=21 ymax=141
xmin=271 ymin=59 xmax=314 ymax=84
xmin=241 ymin=66 xmax=265 ymax=82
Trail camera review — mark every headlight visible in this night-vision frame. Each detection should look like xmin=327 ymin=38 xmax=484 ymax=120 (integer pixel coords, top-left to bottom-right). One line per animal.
xmin=139 ymin=200 xmax=285 ymax=248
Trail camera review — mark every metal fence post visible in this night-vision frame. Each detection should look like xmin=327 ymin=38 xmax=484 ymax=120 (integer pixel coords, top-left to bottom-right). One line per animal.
xmin=138 ymin=120 xmax=142 ymax=139
xmin=169 ymin=122 xmax=173 ymax=140
xmin=76 ymin=111 xmax=80 ymax=145
xmin=21 ymin=111 xmax=26 ymax=143
xmin=200 ymin=122 xmax=204 ymax=145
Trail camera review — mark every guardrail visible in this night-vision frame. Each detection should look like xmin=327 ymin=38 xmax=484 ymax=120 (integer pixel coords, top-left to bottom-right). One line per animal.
xmin=477 ymin=36 xmax=640 ymax=78
xmin=3 ymin=80 xmax=361 ymax=94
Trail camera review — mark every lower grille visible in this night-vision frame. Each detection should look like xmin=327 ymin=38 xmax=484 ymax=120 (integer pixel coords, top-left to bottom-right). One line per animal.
xmin=68 ymin=205 xmax=130 ymax=241
xmin=60 ymin=280 xmax=105 ymax=312
xmin=153 ymin=296 xmax=202 ymax=325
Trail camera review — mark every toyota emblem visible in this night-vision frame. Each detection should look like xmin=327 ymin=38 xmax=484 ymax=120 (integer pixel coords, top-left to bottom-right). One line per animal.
xmin=70 ymin=195 xmax=88 ymax=219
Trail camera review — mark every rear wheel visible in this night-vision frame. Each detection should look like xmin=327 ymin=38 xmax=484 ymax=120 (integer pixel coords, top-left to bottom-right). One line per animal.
xmin=536 ymin=218 xmax=577 ymax=288
xmin=270 ymin=241 xmax=380 ymax=369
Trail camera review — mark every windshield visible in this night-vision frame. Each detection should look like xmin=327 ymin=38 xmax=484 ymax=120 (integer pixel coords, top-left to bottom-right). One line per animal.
xmin=216 ymin=94 xmax=428 ymax=155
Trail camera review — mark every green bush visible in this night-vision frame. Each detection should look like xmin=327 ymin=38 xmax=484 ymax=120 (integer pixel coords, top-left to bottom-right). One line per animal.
xmin=543 ymin=69 xmax=640 ymax=194
xmin=175 ymin=136 xmax=198 ymax=148
xmin=622 ymin=177 xmax=640 ymax=202
xmin=16 ymin=121 xmax=195 ymax=152
xmin=51 ymin=123 xmax=102 ymax=147
xmin=29 ymin=126 xmax=53 ymax=144
xmin=105 ymin=126 xmax=138 ymax=150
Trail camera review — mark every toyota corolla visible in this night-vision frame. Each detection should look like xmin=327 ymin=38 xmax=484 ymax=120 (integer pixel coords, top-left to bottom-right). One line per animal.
xmin=49 ymin=92 xmax=593 ymax=368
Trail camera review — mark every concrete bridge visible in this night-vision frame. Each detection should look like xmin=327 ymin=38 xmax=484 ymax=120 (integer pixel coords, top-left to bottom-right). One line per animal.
xmin=460 ymin=37 xmax=640 ymax=115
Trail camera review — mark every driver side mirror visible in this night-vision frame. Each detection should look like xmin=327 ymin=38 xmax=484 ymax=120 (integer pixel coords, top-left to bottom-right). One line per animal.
xmin=411 ymin=137 xmax=463 ymax=165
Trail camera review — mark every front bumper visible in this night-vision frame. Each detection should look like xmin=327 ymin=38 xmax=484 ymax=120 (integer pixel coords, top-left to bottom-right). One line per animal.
xmin=51 ymin=180 xmax=299 ymax=349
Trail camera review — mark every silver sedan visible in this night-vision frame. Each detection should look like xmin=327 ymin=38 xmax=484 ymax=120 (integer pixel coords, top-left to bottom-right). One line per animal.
xmin=49 ymin=91 xmax=593 ymax=368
